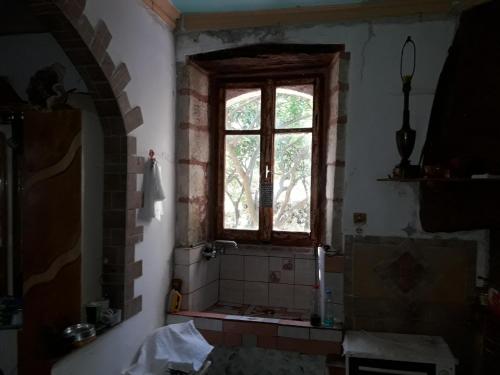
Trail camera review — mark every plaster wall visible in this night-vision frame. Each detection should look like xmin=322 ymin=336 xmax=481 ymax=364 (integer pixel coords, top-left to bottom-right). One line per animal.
xmin=175 ymin=18 xmax=488 ymax=282
xmin=52 ymin=0 xmax=176 ymax=374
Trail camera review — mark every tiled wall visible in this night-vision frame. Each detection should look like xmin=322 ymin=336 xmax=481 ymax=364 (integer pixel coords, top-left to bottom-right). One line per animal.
xmin=344 ymin=235 xmax=476 ymax=372
xmin=174 ymin=244 xmax=220 ymax=311
xmin=219 ymin=246 xmax=317 ymax=310
xmin=174 ymin=244 xmax=345 ymax=322
xmin=166 ymin=312 xmax=342 ymax=355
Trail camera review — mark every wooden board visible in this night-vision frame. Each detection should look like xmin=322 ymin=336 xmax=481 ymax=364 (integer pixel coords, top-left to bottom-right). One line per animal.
xmin=18 ymin=110 xmax=82 ymax=375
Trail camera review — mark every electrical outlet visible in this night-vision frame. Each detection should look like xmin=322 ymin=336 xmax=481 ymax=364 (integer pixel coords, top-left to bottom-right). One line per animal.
xmin=353 ymin=212 xmax=367 ymax=225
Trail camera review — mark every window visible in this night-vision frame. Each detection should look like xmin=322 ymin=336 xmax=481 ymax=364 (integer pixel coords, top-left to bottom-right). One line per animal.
xmin=215 ymin=77 xmax=325 ymax=245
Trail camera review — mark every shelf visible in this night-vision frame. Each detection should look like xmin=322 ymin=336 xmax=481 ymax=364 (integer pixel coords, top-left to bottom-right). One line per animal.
xmin=378 ymin=177 xmax=500 ymax=182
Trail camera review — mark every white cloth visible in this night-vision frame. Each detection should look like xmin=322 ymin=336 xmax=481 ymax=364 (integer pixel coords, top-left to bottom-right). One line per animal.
xmin=123 ymin=321 xmax=214 ymax=375
xmin=139 ymin=159 xmax=166 ymax=222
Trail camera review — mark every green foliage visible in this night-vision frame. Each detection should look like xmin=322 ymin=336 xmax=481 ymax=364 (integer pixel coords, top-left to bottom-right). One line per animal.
xmin=224 ymin=89 xmax=313 ymax=232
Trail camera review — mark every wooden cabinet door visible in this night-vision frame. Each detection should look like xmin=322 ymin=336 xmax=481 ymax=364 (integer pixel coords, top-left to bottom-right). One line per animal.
xmin=18 ymin=110 xmax=82 ymax=374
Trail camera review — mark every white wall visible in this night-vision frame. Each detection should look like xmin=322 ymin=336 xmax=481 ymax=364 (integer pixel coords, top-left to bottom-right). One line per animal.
xmin=175 ymin=17 xmax=488 ymax=281
xmin=0 ymin=33 xmax=86 ymax=97
xmin=52 ymin=0 xmax=176 ymax=374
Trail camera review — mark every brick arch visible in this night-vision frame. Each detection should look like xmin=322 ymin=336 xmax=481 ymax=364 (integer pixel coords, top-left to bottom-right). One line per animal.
xmin=27 ymin=0 xmax=144 ymax=319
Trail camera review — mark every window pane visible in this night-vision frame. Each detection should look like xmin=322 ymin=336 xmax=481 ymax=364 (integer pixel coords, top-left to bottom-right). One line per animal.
xmin=224 ymin=135 xmax=260 ymax=230
xmin=275 ymin=85 xmax=313 ymax=129
xmin=225 ymin=89 xmax=261 ymax=130
xmin=273 ymin=133 xmax=312 ymax=232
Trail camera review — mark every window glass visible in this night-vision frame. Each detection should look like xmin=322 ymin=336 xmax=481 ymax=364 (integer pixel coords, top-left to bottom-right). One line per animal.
xmin=273 ymin=133 xmax=312 ymax=232
xmin=225 ymin=89 xmax=261 ymax=130
xmin=275 ymin=85 xmax=313 ymax=129
xmin=224 ymin=135 xmax=260 ymax=230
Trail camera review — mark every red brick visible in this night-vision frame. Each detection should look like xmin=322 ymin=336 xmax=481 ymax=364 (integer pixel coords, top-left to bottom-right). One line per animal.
xmin=100 ymin=53 xmax=116 ymax=80
xmin=199 ymin=330 xmax=224 ymax=346
xmin=277 ymin=337 xmax=341 ymax=355
xmin=127 ymin=191 xmax=143 ymax=210
xmin=117 ymin=92 xmax=131 ymax=115
xmin=90 ymin=19 xmax=112 ymax=62
xmin=126 ymin=260 xmax=142 ymax=280
xmin=111 ymin=63 xmax=131 ymax=95
xmin=94 ymin=99 xmax=121 ymax=117
xmin=124 ymin=295 xmax=142 ymax=319
xmin=128 ymin=156 xmax=145 ymax=173
xmin=174 ymin=311 xmax=226 ymax=319
xmin=257 ymin=336 xmax=277 ymax=349
xmin=127 ymin=136 xmax=137 ymax=155
xmin=223 ymin=333 xmax=242 ymax=347
xmin=178 ymin=88 xmax=209 ymax=103
xmin=223 ymin=321 xmax=277 ymax=336
xmin=75 ymin=15 xmax=94 ymax=46
xmin=124 ymin=107 xmax=144 ymax=134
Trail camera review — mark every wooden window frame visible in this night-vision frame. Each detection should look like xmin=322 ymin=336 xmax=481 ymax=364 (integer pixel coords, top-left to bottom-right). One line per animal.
xmin=213 ymin=70 xmax=327 ymax=246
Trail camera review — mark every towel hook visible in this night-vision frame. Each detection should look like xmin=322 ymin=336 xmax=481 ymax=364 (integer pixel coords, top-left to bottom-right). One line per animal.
xmin=148 ymin=149 xmax=156 ymax=169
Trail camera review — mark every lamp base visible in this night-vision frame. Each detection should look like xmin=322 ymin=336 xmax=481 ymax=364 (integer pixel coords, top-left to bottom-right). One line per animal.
xmin=393 ymin=163 xmax=421 ymax=179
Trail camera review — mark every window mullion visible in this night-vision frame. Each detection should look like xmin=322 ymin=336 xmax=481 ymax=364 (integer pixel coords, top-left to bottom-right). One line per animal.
xmin=259 ymin=80 xmax=274 ymax=241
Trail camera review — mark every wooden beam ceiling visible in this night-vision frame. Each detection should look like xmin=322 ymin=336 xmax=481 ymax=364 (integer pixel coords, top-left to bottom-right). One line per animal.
xmin=179 ymin=0 xmax=490 ymax=32
xmin=143 ymin=0 xmax=180 ymax=29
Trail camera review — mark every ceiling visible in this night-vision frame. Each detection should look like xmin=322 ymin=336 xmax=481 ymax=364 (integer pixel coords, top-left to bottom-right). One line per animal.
xmin=171 ymin=0 xmax=364 ymax=14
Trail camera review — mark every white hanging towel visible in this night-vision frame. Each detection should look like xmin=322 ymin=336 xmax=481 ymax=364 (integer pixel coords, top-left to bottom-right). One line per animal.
xmin=139 ymin=159 xmax=166 ymax=222
xmin=123 ymin=321 xmax=214 ymax=375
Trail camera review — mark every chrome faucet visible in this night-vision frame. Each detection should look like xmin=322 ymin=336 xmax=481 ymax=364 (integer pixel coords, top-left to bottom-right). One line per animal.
xmin=202 ymin=240 xmax=238 ymax=260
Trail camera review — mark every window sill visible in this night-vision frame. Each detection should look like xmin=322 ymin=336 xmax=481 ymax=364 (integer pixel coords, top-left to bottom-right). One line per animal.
xmin=224 ymin=244 xmax=314 ymax=258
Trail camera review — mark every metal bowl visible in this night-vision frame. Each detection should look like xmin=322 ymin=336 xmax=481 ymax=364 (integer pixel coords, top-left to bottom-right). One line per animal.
xmin=63 ymin=323 xmax=96 ymax=345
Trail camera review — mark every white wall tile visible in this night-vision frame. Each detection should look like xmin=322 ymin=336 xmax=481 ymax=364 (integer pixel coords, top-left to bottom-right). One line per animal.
xmin=200 ymin=280 xmax=219 ymax=310
xmin=194 ymin=317 xmax=223 ymax=331
xmin=206 ymin=257 xmax=220 ymax=284
xmin=174 ymin=244 xmax=205 ymax=265
xmin=269 ymin=257 xmax=294 ymax=284
xmin=269 ymin=283 xmax=294 ymax=308
xmin=310 ymin=328 xmax=342 ymax=342
xmin=278 ymin=326 xmax=310 ymax=339
xmin=295 ymin=258 xmax=316 ymax=285
xmin=294 ymin=285 xmax=312 ymax=310
xmin=333 ymin=303 xmax=344 ymax=323
xmin=219 ymin=280 xmax=244 ymax=304
xmin=166 ymin=314 xmax=193 ymax=325
xmin=244 ymin=281 xmax=269 ymax=306
xmin=325 ymin=272 xmax=344 ymax=304
xmin=244 ymin=256 xmax=269 ymax=282
xmin=220 ymin=254 xmax=244 ymax=280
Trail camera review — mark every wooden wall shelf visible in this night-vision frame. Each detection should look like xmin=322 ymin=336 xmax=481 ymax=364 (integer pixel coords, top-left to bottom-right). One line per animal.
xmin=377 ymin=178 xmax=500 ymax=182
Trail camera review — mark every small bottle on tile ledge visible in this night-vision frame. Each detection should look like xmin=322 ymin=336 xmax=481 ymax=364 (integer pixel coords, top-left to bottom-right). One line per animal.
xmin=310 ymin=284 xmax=321 ymax=327
xmin=324 ymin=289 xmax=334 ymax=328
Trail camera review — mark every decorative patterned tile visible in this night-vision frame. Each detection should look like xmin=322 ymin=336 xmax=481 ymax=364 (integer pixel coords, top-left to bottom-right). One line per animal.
xmin=269 ymin=257 xmax=294 ymax=284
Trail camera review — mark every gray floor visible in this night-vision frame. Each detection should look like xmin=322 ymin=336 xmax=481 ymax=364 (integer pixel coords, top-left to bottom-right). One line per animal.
xmin=206 ymin=347 xmax=326 ymax=375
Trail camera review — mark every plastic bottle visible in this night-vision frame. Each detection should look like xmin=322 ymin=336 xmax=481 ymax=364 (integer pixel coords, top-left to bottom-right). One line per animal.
xmin=324 ymin=288 xmax=334 ymax=328
xmin=310 ymin=284 xmax=321 ymax=326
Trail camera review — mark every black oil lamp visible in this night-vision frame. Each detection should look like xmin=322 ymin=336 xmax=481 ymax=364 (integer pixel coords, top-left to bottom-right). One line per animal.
xmin=394 ymin=36 xmax=420 ymax=178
